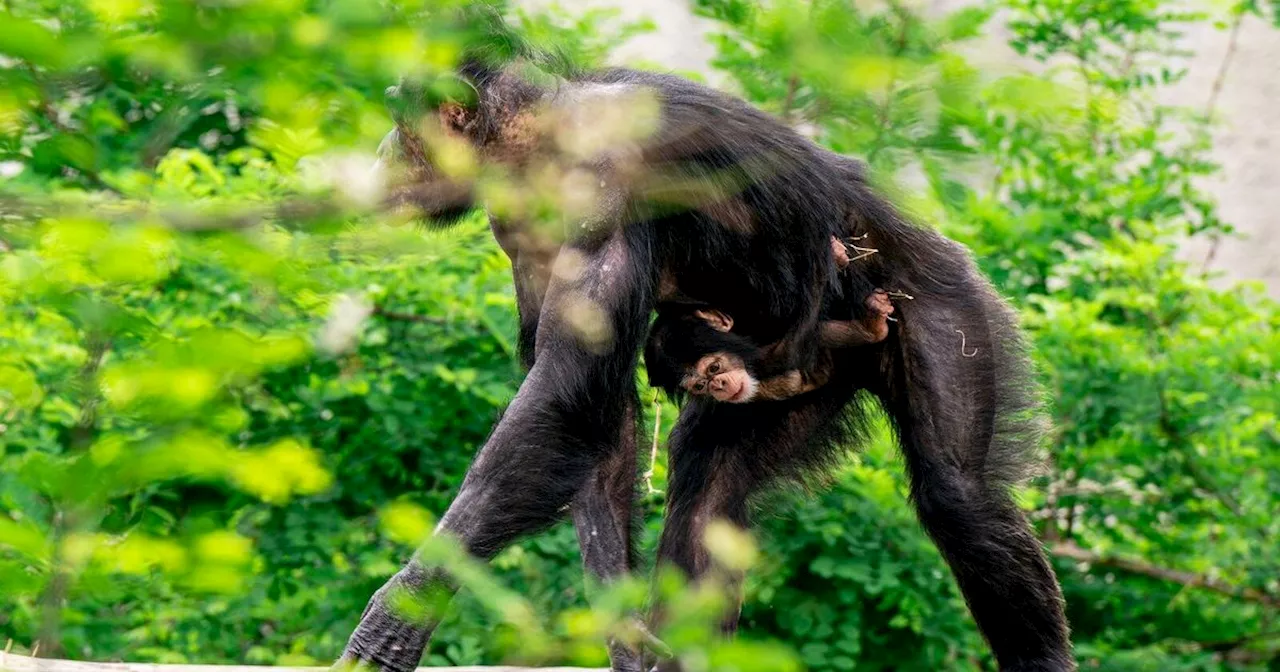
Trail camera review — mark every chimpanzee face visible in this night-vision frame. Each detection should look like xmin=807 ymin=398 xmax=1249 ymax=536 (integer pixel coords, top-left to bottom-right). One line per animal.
xmin=681 ymin=352 xmax=758 ymax=403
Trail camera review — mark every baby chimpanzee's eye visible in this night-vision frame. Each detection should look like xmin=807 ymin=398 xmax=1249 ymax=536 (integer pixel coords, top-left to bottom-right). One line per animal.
xmin=694 ymin=381 xmax=707 ymax=393
xmin=708 ymin=362 xmax=721 ymax=374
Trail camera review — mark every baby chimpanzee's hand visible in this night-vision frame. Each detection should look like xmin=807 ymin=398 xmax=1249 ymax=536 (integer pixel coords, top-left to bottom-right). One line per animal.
xmin=865 ymin=290 xmax=895 ymax=342
xmin=831 ymin=236 xmax=851 ymax=269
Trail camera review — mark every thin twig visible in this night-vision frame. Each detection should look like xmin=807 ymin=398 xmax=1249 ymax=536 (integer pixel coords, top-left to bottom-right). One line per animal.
xmin=1196 ymin=10 xmax=1245 ymax=274
xmin=1201 ymin=234 xmax=1223 ymax=274
xmin=848 ymin=245 xmax=879 ymax=261
xmin=644 ymin=394 xmax=662 ymax=495
xmin=780 ymin=74 xmax=800 ymax=122
xmin=1204 ymin=10 xmax=1245 ymax=123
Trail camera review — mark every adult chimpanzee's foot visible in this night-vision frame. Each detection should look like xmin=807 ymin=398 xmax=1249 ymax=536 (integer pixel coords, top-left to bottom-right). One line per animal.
xmin=337 ymin=562 xmax=445 ymax=672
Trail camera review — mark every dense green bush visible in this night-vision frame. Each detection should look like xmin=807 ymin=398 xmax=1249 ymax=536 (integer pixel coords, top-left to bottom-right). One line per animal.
xmin=2 ymin=0 xmax=1277 ymax=670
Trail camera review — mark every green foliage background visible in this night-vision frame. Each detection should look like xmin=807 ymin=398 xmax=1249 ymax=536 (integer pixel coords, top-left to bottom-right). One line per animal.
xmin=1 ymin=0 xmax=1278 ymax=670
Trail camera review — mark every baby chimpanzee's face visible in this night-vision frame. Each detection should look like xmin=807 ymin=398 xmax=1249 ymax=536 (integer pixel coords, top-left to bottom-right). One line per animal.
xmin=681 ymin=352 xmax=759 ymax=403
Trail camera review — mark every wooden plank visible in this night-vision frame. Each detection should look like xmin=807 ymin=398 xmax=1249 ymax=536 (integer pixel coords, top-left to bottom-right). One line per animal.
xmin=0 ymin=654 xmax=604 ymax=672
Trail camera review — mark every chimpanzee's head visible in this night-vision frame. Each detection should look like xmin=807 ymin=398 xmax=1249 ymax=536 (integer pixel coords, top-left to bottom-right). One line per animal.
xmin=645 ymin=307 xmax=763 ymax=404
xmin=373 ymin=8 xmax=571 ymax=224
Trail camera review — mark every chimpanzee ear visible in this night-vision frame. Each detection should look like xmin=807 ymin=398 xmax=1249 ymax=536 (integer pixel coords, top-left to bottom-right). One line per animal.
xmin=694 ymin=309 xmax=734 ymax=332
xmin=385 ymin=72 xmax=477 ymax=128
xmin=438 ymin=102 xmax=473 ymax=135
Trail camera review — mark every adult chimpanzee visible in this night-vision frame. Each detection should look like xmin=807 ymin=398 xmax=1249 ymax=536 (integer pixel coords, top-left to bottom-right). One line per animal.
xmin=339 ymin=23 xmax=1073 ymax=672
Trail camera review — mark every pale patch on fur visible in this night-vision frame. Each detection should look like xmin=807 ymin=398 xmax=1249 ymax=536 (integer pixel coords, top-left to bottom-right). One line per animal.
xmin=552 ymin=247 xmax=587 ymax=283
xmin=559 ymin=291 xmax=614 ymax=354
xmin=585 ymin=233 xmax=630 ymax=299
xmin=490 ymin=109 xmax=543 ymax=165
xmin=734 ymin=374 xmax=759 ymax=403
xmin=557 ymin=166 xmax=604 ymax=221
xmin=551 ymin=83 xmax=661 ymax=160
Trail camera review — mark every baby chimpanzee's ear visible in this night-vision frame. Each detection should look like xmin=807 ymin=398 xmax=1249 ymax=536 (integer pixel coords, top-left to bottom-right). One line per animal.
xmin=438 ymin=102 xmax=474 ymax=135
xmin=693 ymin=309 xmax=734 ymax=332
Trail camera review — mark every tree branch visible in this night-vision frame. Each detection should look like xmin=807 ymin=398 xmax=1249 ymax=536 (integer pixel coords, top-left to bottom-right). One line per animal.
xmin=372 ymin=306 xmax=447 ymax=325
xmin=1195 ymin=9 xmax=1247 ymax=274
xmin=38 ymin=336 xmax=111 ymax=658
xmin=1050 ymin=542 xmax=1280 ymax=608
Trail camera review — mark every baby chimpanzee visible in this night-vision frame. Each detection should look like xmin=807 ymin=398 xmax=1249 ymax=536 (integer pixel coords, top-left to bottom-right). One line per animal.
xmin=646 ymin=237 xmax=895 ymax=403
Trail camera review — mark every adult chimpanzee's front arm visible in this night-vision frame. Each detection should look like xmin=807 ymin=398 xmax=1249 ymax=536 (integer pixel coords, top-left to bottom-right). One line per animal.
xmin=338 ymin=227 xmax=657 ymax=672
xmin=488 ymin=217 xmax=554 ymax=371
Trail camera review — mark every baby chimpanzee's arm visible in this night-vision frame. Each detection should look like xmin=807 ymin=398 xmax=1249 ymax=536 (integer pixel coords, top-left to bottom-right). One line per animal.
xmin=758 ymin=290 xmax=894 ymax=368
xmin=748 ymin=290 xmax=893 ymax=401
xmin=819 ymin=290 xmax=894 ymax=347
xmin=753 ymin=362 xmax=831 ymax=401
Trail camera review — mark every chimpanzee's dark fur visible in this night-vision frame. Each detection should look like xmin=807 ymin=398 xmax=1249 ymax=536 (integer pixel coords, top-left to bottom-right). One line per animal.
xmin=340 ymin=20 xmax=1074 ymax=672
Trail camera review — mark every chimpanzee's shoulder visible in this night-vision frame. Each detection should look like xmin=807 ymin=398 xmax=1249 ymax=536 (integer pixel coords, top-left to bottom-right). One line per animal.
xmin=571 ymin=68 xmax=750 ymax=109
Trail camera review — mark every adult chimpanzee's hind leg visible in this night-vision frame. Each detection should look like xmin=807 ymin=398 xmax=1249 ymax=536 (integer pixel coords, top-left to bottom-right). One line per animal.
xmin=495 ymin=216 xmax=645 ymax=672
xmin=571 ymin=398 xmax=644 ymax=672
xmin=338 ymin=228 xmax=657 ymax=672
xmin=877 ymin=285 xmax=1074 ymax=672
